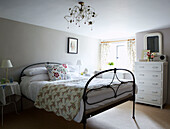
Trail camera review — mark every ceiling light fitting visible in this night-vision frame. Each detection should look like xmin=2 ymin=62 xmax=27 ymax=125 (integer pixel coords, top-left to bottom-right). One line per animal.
xmin=64 ymin=1 xmax=97 ymax=30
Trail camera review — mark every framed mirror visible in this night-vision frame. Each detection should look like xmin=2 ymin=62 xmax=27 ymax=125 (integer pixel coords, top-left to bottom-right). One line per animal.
xmin=144 ymin=32 xmax=162 ymax=55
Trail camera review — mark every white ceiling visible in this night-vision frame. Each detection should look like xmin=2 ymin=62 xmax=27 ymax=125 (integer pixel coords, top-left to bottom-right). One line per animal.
xmin=0 ymin=0 xmax=170 ymax=40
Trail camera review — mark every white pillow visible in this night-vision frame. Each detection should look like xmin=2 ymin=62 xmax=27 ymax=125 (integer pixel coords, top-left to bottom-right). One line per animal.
xmin=68 ymin=65 xmax=77 ymax=72
xmin=69 ymin=72 xmax=82 ymax=79
xmin=22 ymin=74 xmax=49 ymax=82
xmin=24 ymin=67 xmax=47 ymax=76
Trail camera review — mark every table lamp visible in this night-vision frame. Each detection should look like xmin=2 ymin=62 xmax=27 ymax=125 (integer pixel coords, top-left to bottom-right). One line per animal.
xmin=1 ymin=59 xmax=13 ymax=83
xmin=76 ymin=60 xmax=82 ymax=74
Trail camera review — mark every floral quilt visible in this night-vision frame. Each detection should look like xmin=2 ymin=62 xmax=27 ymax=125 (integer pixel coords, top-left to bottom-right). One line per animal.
xmin=34 ymin=83 xmax=84 ymax=121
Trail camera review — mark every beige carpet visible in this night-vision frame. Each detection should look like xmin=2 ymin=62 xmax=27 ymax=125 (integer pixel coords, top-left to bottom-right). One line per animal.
xmin=1 ymin=101 xmax=170 ymax=129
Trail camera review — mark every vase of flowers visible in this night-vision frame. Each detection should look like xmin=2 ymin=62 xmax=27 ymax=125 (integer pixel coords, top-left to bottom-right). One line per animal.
xmin=147 ymin=52 xmax=155 ymax=61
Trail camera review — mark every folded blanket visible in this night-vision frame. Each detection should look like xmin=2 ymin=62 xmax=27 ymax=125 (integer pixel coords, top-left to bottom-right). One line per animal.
xmin=34 ymin=83 xmax=84 ymax=120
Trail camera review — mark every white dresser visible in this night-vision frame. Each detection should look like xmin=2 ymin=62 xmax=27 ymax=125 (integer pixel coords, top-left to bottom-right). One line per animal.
xmin=135 ymin=62 xmax=168 ymax=109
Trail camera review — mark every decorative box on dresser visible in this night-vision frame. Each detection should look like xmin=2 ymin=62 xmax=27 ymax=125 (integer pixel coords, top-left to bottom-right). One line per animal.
xmin=135 ymin=62 xmax=168 ymax=109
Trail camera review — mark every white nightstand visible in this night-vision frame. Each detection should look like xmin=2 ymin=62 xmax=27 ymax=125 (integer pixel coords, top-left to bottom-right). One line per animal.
xmin=0 ymin=81 xmax=21 ymax=126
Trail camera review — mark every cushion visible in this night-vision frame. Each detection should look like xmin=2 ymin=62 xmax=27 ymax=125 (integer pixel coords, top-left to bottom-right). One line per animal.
xmin=69 ymin=72 xmax=80 ymax=79
xmin=22 ymin=74 xmax=49 ymax=82
xmin=45 ymin=64 xmax=70 ymax=81
xmin=24 ymin=67 xmax=47 ymax=76
xmin=67 ymin=65 xmax=77 ymax=72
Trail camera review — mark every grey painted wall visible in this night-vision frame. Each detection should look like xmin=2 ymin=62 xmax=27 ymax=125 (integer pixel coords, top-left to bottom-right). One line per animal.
xmin=136 ymin=28 xmax=170 ymax=104
xmin=0 ymin=18 xmax=100 ymax=81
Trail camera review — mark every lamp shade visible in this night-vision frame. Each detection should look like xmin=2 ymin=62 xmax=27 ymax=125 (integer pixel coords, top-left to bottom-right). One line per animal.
xmin=76 ymin=60 xmax=82 ymax=66
xmin=1 ymin=60 xmax=13 ymax=68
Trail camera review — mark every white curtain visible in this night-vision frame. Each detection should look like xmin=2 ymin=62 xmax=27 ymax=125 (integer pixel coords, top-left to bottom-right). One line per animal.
xmin=100 ymin=43 xmax=111 ymax=70
xmin=127 ymin=39 xmax=136 ymax=71
xmin=100 ymin=39 xmax=136 ymax=71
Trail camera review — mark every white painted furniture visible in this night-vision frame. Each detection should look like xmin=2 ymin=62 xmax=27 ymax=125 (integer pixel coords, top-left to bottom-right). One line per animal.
xmin=0 ymin=82 xmax=21 ymax=126
xmin=135 ymin=62 xmax=168 ymax=109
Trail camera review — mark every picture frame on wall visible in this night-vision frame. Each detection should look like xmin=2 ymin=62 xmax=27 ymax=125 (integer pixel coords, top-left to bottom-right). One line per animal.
xmin=142 ymin=50 xmax=150 ymax=60
xmin=67 ymin=37 xmax=78 ymax=54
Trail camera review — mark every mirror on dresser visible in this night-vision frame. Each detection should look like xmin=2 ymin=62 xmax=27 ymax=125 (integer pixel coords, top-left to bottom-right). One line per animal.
xmin=144 ymin=32 xmax=162 ymax=55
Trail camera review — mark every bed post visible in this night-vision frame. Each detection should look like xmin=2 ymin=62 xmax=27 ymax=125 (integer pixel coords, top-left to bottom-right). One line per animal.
xmin=82 ymin=106 xmax=87 ymax=129
xmin=83 ymin=119 xmax=86 ymax=129
xmin=132 ymin=81 xmax=135 ymax=119
xmin=82 ymin=95 xmax=87 ymax=129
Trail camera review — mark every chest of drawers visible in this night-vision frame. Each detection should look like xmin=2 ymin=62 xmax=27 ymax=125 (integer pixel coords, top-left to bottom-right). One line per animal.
xmin=135 ymin=62 xmax=168 ymax=109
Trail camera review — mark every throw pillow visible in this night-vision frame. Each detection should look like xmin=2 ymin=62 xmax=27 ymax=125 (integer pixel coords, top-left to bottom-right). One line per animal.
xmin=46 ymin=64 xmax=70 ymax=81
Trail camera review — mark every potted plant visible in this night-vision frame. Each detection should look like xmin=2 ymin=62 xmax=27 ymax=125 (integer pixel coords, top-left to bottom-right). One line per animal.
xmin=108 ymin=62 xmax=114 ymax=69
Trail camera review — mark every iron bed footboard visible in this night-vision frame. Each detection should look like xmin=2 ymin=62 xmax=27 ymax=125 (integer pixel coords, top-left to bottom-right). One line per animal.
xmin=19 ymin=62 xmax=135 ymax=129
xmin=82 ymin=68 xmax=136 ymax=129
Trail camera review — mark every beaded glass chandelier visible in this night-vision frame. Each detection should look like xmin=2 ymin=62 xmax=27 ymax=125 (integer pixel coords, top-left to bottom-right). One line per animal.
xmin=64 ymin=1 xmax=97 ymax=30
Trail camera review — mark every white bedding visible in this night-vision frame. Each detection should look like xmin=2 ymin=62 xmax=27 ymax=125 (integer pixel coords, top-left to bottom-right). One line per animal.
xmin=20 ymin=76 xmax=135 ymax=122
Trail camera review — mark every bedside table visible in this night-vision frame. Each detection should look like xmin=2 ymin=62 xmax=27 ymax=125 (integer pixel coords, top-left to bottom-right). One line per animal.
xmin=0 ymin=81 xmax=21 ymax=126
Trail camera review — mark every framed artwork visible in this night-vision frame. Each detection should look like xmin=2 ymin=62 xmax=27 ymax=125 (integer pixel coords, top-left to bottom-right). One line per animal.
xmin=142 ymin=50 xmax=150 ymax=60
xmin=67 ymin=37 xmax=78 ymax=54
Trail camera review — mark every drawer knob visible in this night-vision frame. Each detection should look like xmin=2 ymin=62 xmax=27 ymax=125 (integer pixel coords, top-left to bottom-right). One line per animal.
xmin=139 ymin=90 xmax=144 ymax=92
xmin=152 ymin=91 xmax=158 ymax=93
xmin=152 ymin=83 xmax=158 ymax=85
xmin=152 ymin=66 xmax=158 ymax=69
xmin=152 ymin=75 xmax=158 ymax=77
xmin=152 ymin=99 xmax=158 ymax=101
xmin=139 ymin=82 xmax=144 ymax=84
xmin=139 ymin=74 xmax=144 ymax=76
xmin=139 ymin=97 xmax=144 ymax=99
xmin=139 ymin=66 xmax=144 ymax=68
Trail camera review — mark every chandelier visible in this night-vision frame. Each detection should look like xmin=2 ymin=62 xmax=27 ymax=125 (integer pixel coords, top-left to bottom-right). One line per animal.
xmin=64 ymin=1 xmax=97 ymax=30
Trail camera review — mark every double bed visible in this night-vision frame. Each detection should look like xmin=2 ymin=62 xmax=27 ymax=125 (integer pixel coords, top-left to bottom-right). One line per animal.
xmin=19 ymin=62 xmax=136 ymax=129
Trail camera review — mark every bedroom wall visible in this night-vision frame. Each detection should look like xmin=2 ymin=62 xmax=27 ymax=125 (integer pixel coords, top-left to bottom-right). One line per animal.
xmin=136 ymin=28 xmax=170 ymax=104
xmin=0 ymin=17 xmax=100 ymax=81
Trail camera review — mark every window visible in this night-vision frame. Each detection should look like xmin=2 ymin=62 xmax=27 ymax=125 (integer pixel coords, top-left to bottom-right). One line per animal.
xmin=107 ymin=42 xmax=129 ymax=69
xmin=115 ymin=44 xmax=129 ymax=69
xmin=100 ymin=39 xmax=135 ymax=71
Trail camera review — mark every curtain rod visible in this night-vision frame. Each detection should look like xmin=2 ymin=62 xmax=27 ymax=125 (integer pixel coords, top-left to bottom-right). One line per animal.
xmin=101 ymin=38 xmax=135 ymax=43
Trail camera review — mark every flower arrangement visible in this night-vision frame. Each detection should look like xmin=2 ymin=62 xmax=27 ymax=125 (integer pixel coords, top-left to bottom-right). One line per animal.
xmin=147 ymin=52 xmax=155 ymax=61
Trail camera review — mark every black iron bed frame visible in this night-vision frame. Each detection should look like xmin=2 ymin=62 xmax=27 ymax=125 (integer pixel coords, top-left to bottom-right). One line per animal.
xmin=19 ymin=62 xmax=136 ymax=129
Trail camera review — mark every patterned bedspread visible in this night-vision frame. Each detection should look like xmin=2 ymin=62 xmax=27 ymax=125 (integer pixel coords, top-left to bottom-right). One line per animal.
xmin=34 ymin=83 xmax=84 ymax=121
xmin=34 ymin=78 xmax=125 ymax=121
